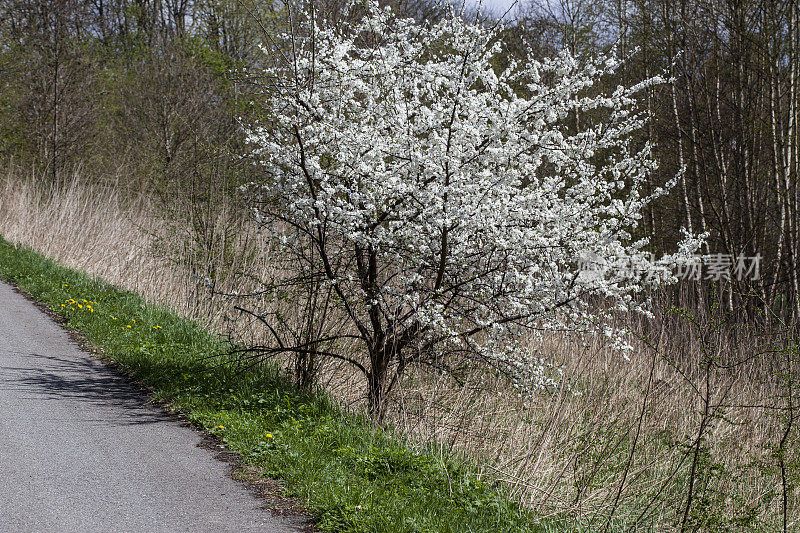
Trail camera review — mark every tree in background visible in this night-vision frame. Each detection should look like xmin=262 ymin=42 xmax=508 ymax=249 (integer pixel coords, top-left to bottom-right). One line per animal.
xmin=519 ymin=0 xmax=800 ymax=319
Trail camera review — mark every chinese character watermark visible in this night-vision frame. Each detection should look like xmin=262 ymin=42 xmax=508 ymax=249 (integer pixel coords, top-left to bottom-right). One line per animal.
xmin=576 ymin=253 xmax=761 ymax=281
xmin=693 ymin=253 xmax=761 ymax=281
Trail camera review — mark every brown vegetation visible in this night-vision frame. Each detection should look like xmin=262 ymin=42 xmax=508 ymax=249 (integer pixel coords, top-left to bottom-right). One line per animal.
xmin=2 ymin=170 xmax=796 ymax=530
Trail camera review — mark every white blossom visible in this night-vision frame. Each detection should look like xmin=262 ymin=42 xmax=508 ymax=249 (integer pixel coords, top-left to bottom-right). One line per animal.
xmin=242 ymin=1 xmax=700 ymax=407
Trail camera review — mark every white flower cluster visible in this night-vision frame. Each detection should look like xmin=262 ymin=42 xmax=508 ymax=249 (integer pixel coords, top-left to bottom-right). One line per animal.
xmin=243 ymin=1 xmax=699 ymax=394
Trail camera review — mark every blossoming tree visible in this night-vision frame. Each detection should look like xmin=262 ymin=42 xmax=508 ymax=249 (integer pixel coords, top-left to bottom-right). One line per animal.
xmin=242 ymin=1 xmax=697 ymax=418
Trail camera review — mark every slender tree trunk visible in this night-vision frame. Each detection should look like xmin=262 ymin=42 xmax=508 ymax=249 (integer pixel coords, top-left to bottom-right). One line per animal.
xmin=788 ymin=0 xmax=800 ymax=318
xmin=770 ymin=51 xmax=788 ymax=309
xmin=51 ymin=6 xmax=61 ymax=185
xmin=687 ymin=74 xmax=708 ymax=247
xmin=667 ymin=2 xmax=693 ymax=234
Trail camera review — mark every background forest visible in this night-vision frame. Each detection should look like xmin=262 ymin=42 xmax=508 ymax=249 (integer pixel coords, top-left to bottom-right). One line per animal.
xmin=1 ymin=0 xmax=799 ymax=530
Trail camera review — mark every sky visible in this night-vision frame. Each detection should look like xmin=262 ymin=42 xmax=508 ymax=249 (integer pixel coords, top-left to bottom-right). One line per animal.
xmin=461 ymin=0 xmax=526 ymax=20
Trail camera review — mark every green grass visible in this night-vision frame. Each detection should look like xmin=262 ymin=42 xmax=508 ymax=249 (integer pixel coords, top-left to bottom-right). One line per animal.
xmin=0 ymin=236 xmax=550 ymax=533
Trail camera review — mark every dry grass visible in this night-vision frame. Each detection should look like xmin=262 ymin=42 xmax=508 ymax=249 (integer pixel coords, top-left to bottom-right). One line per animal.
xmin=1 ymin=168 xmax=797 ymax=531
xmin=388 ymin=310 xmax=796 ymax=529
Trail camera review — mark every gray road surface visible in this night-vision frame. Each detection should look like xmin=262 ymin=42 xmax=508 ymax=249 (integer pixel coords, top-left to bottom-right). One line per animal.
xmin=0 ymin=281 xmax=305 ymax=533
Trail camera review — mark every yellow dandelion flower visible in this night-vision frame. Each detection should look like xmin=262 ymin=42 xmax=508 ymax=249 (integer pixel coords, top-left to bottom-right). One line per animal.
xmin=217 ymin=425 xmax=225 ymax=430
xmin=61 ymin=304 xmax=65 ymax=308
xmin=77 ymin=304 xmax=82 ymax=309
xmin=126 ymin=325 xmax=131 ymax=329
xmin=265 ymin=433 xmax=273 ymax=439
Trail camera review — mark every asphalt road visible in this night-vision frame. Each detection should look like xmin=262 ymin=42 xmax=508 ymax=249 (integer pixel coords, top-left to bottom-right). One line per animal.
xmin=0 ymin=281 xmax=305 ymax=533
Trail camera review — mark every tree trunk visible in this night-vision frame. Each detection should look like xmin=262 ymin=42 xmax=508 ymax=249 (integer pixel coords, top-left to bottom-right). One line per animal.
xmin=367 ymin=346 xmax=391 ymax=421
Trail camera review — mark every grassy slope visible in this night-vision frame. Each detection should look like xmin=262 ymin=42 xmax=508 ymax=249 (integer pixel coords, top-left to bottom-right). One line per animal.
xmin=0 ymin=237 xmax=549 ymax=533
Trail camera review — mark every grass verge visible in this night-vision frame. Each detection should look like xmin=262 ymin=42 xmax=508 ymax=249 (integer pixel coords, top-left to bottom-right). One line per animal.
xmin=0 ymin=236 xmax=547 ymax=533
